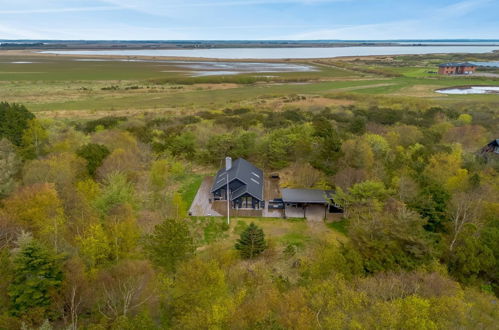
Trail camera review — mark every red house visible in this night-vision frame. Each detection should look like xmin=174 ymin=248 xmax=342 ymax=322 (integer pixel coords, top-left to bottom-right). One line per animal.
xmin=438 ymin=62 xmax=476 ymax=75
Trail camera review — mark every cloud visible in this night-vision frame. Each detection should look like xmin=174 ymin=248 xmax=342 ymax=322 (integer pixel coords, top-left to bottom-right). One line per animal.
xmin=0 ymin=0 xmax=496 ymax=40
xmin=101 ymin=0 xmax=348 ymax=9
xmin=435 ymin=0 xmax=493 ymax=18
xmin=274 ymin=20 xmax=434 ymax=40
xmin=0 ymin=6 xmax=122 ymax=15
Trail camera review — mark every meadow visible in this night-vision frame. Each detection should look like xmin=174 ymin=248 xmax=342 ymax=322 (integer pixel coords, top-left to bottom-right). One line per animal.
xmin=1 ymin=52 xmax=498 ymax=117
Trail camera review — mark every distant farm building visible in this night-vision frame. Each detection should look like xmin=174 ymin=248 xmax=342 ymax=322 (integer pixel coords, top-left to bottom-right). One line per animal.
xmin=438 ymin=62 xmax=476 ymax=75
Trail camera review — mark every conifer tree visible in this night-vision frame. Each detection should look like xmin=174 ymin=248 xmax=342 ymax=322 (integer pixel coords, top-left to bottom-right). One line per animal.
xmin=76 ymin=143 xmax=110 ymax=176
xmin=0 ymin=102 xmax=35 ymax=147
xmin=235 ymin=222 xmax=267 ymax=259
xmin=8 ymin=233 xmax=63 ymax=324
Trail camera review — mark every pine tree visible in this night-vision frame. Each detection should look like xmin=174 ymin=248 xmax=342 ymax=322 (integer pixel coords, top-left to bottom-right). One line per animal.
xmin=76 ymin=143 xmax=110 ymax=176
xmin=8 ymin=233 xmax=63 ymax=323
xmin=0 ymin=102 xmax=35 ymax=147
xmin=235 ymin=222 xmax=267 ymax=259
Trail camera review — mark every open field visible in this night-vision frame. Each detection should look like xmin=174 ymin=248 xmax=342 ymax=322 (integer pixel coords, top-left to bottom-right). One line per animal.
xmin=0 ymin=51 xmax=498 ymax=118
xmin=197 ymin=216 xmax=346 ymax=251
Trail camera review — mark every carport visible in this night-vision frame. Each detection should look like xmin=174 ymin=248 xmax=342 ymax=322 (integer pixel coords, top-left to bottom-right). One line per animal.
xmin=282 ymin=188 xmax=338 ymax=221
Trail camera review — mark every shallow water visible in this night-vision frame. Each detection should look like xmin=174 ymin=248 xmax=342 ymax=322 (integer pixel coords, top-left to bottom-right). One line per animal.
xmin=471 ymin=61 xmax=499 ymax=67
xmin=436 ymin=86 xmax=499 ymax=95
xmin=81 ymin=58 xmax=316 ymax=76
xmin=40 ymin=45 xmax=499 ymax=59
xmin=165 ymin=61 xmax=316 ymax=76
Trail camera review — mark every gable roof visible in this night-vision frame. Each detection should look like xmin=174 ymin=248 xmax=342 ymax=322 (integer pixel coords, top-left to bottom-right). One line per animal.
xmin=211 ymin=158 xmax=264 ymax=201
xmin=438 ymin=62 xmax=476 ymax=67
xmin=282 ymin=188 xmax=334 ymax=204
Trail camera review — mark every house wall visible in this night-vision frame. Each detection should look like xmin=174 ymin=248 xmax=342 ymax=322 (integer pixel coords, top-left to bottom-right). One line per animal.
xmin=462 ymin=66 xmax=476 ymax=74
xmin=233 ymin=194 xmax=261 ymax=209
xmin=212 ymin=200 xmax=263 ymax=217
xmin=438 ymin=66 xmax=456 ymax=74
xmin=438 ymin=66 xmax=476 ymax=75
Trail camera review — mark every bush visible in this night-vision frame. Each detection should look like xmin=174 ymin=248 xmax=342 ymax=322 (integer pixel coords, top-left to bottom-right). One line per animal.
xmin=80 ymin=116 xmax=127 ymax=133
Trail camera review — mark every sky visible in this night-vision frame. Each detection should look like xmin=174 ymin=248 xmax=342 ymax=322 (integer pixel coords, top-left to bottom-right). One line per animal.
xmin=0 ymin=0 xmax=498 ymax=40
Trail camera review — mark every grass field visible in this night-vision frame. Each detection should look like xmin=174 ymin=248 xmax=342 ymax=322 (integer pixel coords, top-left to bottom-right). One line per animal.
xmin=199 ymin=216 xmax=346 ymax=249
xmin=1 ymin=52 xmax=498 ymax=117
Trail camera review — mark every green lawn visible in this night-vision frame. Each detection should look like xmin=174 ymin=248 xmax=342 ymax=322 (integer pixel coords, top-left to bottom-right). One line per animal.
xmin=327 ymin=220 xmax=348 ymax=235
xmin=179 ymin=174 xmax=204 ymax=208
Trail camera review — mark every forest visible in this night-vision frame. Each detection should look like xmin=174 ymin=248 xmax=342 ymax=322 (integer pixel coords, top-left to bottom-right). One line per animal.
xmin=0 ymin=51 xmax=498 ymax=329
xmin=0 ymin=93 xmax=498 ymax=329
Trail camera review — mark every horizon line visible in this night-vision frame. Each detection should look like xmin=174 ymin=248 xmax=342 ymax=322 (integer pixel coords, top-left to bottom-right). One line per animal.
xmin=2 ymin=38 xmax=499 ymax=42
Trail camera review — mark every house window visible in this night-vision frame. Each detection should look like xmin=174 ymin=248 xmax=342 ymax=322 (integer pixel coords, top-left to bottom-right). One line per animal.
xmin=242 ymin=196 xmax=252 ymax=208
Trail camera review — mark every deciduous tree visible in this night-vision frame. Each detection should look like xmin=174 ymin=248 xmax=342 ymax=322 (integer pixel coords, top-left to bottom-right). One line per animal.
xmin=97 ymin=260 xmax=156 ymax=319
xmin=3 ymin=183 xmax=66 ymax=252
xmin=144 ymin=218 xmax=195 ymax=272
xmin=0 ymin=139 xmax=20 ymax=197
xmin=20 ymin=119 xmax=48 ymax=159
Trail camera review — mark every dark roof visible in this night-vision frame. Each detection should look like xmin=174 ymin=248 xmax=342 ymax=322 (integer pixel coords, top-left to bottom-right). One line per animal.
xmin=211 ymin=158 xmax=264 ymax=201
xmin=282 ymin=188 xmax=334 ymax=204
xmin=438 ymin=62 xmax=476 ymax=67
xmin=480 ymin=139 xmax=499 ymax=155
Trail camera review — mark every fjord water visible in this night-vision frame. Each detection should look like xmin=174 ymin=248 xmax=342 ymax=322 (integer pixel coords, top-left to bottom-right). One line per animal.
xmin=41 ymin=45 xmax=499 ymax=59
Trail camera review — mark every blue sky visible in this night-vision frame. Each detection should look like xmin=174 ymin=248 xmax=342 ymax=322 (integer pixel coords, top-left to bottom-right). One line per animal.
xmin=0 ymin=0 xmax=498 ymax=40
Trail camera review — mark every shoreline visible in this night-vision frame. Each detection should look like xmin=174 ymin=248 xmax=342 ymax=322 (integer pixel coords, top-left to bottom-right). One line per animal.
xmin=1 ymin=49 xmax=498 ymax=63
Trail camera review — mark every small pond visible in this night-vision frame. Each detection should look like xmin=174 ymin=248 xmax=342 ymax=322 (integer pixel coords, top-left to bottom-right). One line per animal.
xmin=436 ymin=86 xmax=499 ymax=95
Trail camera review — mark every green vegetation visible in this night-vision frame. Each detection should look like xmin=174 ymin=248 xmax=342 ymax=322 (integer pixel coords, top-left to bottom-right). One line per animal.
xmin=76 ymin=143 xmax=110 ymax=176
xmin=8 ymin=234 xmax=63 ymax=325
xmin=144 ymin=218 xmax=195 ymax=272
xmin=0 ymin=51 xmax=498 ymax=328
xmin=235 ymin=222 xmax=267 ymax=259
xmin=179 ymin=174 xmax=203 ymax=208
xmin=0 ymin=102 xmax=34 ymax=146
xmin=0 ymin=53 xmax=497 ymax=115
xmin=327 ymin=219 xmax=348 ymax=234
